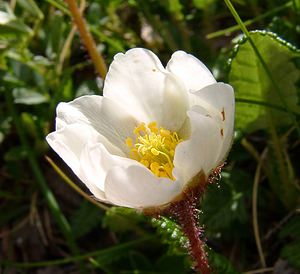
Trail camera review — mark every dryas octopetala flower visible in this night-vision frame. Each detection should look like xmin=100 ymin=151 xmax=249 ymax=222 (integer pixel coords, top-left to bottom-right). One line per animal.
xmin=46 ymin=48 xmax=235 ymax=210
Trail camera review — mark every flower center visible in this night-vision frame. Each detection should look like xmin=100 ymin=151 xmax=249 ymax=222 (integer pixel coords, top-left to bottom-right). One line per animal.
xmin=126 ymin=122 xmax=182 ymax=180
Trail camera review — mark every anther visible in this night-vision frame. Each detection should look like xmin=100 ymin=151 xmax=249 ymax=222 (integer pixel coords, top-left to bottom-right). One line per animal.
xmin=125 ymin=121 xmax=183 ymax=180
xmin=126 ymin=137 xmax=133 ymax=147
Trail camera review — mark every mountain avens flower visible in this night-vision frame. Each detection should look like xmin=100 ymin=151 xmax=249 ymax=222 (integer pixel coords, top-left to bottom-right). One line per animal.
xmin=46 ymin=48 xmax=235 ymax=210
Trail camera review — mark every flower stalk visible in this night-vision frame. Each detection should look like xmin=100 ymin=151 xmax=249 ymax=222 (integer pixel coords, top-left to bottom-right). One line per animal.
xmin=171 ymin=196 xmax=210 ymax=274
xmin=159 ymin=167 xmax=223 ymax=273
xmin=64 ymin=0 xmax=107 ymax=79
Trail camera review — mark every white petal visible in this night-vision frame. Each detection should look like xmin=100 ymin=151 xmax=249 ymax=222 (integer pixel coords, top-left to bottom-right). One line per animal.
xmin=166 ymin=51 xmax=216 ymax=92
xmin=160 ymin=73 xmax=189 ymax=131
xmin=46 ymin=124 xmax=114 ymax=201
xmin=55 ymin=117 xmax=66 ymax=130
xmin=105 ymin=165 xmax=183 ymax=208
xmin=46 ymin=125 xmax=83 ymax=173
xmin=79 ymin=142 xmax=136 ymax=194
xmin=47 ymin=123 xmax=121 ymax=172
xmin=103 ymin=48 xmax=167 ymax=124
xmin=190 ymin=83 xmax=235 ymax=164
xmin=56 ymin=95 xmax=137 ymax=154
xmin=173 ymin=110 xmax=223 ymax=184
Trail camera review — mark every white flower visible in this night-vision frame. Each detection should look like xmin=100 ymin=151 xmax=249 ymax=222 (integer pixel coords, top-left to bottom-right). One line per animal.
xmin=46 ymin=48 xmax=235 ymax=210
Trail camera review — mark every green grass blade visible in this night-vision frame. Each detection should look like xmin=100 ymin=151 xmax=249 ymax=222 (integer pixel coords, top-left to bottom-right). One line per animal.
xmin=1 ymin=236 xmax=155 ymax=268
xmin=4 ymin=89 xmax=81 ymax=264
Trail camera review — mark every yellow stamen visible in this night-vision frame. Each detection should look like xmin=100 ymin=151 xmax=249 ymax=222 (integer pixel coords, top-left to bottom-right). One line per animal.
xmin=125 ymin=122 xmax=183 ymax=180
xmin=160 ymin=128 xmax=170 ymax=137
xmin=133 ymin=122 xmax=146 ymax=136
xmin=148 ymin=121 xmax=158 ymax=134
xmin=126 ymin=137 xmax=133 ymax=147
xmin=140 ymin=159 xmax=150 ymax=168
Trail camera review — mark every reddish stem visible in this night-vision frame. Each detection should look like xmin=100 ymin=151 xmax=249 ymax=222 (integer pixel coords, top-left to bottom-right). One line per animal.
xmin=172 ymin=196 xmax=211 ymax=274
xmin=145 ymin=167 xmax=224 ymax=273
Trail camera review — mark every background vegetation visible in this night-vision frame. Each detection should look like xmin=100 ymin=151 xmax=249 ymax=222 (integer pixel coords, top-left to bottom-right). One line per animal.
xmin=0 ymin=0 xmax=300 ymax=273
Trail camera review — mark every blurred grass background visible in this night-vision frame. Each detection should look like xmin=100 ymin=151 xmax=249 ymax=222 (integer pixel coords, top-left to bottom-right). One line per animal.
xmin=0 ymin=0 xmax=300 ymax=273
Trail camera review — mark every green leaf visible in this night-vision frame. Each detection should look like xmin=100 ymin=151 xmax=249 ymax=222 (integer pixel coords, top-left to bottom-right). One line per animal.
xmin=128 ymin=251 xmax=152 ymax=270
xmin=152 ymin=216 xmax=240 ymax=273
xmin=91 ymin=26 xmax=126 ymax=55
xmin=20 ymin=112 xmax=39 ymax=139
xmin=0 ymin=10 xmax=32 ymax=49
xmin=0 ymin=116 xmax=11 ymax=144
xmin=268 ymin=17 xmax=299 ymax=46
xmin=279 ymin=216 xmax=300 ymax=269
xmin=45 ymin=11 xmax=65 ymax=59
xmin=265 ymin=143 xmax=299 ymax=210
xmin=0 ymin=204 xmax=28 ymax=227
xmin=202 ymin=170 xmax=249 ymax=233
xmin=16 ymin=0 xmax=44 ymax=19
xmin=155 ymin=254 xmax=191 ymax=274
xmin=70 ymin=201 xmax=103 ymax=239
xmin=193 ymin=0 xmax=216 ymax=10
xmin=293 ymin=0 xmax=300 ymax=11
xmin=13 ymin=88 xmax=49 ymax=105
xmin=280 ymin=216 xmax=300 ymax=238
xmin=166 ymin=0 xmax=183 ymax=20
xmin=45 ymin=0 xmax=70 ymax=15
xmin=151 ymin=216 xmax=187 ymax=255
xmin=229 ymin=32 xmax=300 ymax=210
xmin=75 ymin=79 xmax=98 ymax=97
xmin=4 ymin=146 xmax=28 ymax=161
xmin=0 ymin=131 xmax=4 ymax=143
xmin=92 ymin=236 xmax=155 ymax=266
xmin=229 ymin=31 xmax=300 ymax=133
xmin=103 ymin=207 xmax=146 ymax=233
xmin=209 ymin=250 xmax=241 ymax=274
xmin=280 ymin=241 xmax=300 ymax=269
xmin=2 ymin=72 xmax=27 ymax=87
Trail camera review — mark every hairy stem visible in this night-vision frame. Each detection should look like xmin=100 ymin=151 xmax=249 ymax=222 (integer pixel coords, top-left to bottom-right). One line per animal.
xmin=172 ymin=196 xmax=210 ymax=274
xmin=167 ymin=180 xmax=211 ymax=274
